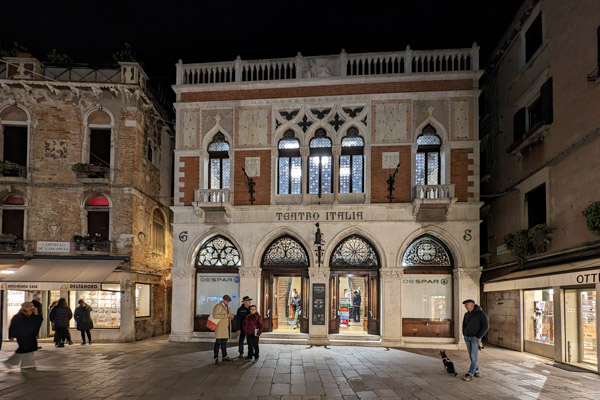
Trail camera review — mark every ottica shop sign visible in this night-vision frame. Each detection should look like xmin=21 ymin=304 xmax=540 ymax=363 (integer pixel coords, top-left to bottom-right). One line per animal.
xmin=576 ymin=272 xmax=600 ymax=284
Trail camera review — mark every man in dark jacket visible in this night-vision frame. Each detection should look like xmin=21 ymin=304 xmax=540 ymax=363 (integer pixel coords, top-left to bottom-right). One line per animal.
xmin=352 ymin=291 xmax=361 ymax=322
xmin=3 ymin=302 xmax=43 ymax=369
xmin=291 ymin=290 xmax=301 ymax=329
xmin=49 ymin=298 xmax=73 ymax=347
xmin=461 ymin=299 xmax=489 ymax=381
xmin=236 ymin=296 xmax=252 ymax=358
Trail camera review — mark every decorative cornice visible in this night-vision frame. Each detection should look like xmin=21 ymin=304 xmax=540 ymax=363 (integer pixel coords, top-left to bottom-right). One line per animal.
xmin=171 ymin=267 xmax=195 ymax=279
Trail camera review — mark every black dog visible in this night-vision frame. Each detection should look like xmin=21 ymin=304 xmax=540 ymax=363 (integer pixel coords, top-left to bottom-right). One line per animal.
xmin=439 ymin=350 xmax=458 ymax=376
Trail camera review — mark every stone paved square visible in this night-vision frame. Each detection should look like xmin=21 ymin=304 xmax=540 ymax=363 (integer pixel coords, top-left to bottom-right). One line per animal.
xmin=1 ymin=337 xmax=599 ymax=399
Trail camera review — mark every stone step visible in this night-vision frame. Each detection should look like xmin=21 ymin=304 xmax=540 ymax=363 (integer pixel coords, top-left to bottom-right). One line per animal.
xmin=261 ymin=333 xmax=309 ymax=340
xmin=329 ymin=339 xmax=382 ymax=347
xmin=329 ymin=334 xmax=381 ymax=341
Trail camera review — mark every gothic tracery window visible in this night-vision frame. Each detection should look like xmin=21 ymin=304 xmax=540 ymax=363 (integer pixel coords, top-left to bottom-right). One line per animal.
xmin=278 ymin=130 xmax=302 ymax=194
xmin=339 ymin=127 xmax=364 ymax=194
xmin=208 ymin=132 xmax=230 ymax=190
xmin=415 ymin=125 xmax=441 ymax=186
xmin=262 ymin=235 xmax=309 ymax=268
xmin=308 ymin=129 xmax=332 ymax=195
xmin=402 ymin=234 xmax=452 ymax=268
xmin=196 ymin=235 xmax=241 ymax=267
xmin=330 ymin=235 xmax=379 ymax=268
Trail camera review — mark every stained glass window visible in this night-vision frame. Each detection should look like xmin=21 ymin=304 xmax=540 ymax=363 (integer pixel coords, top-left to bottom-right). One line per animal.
xmin=402 ymin=235 xmax=452 ymax=268
xmin=262 ymin=235 xmax=309 ymax=268
xmin=309 ymin=134 xmax=332 ymax=195
xmin=196 ymin=235 xmax=241 ymax=267
xmin=330 ymin=235 xmax=379 ymax=268
xmin=416 ymin=125 xmax=441 ymax=186
xmin=340 ymin=134 xmax=364 ymax=193
xmin=278 ymin=136 xmax=301 ymax=194
xmin=208 ymin=133 xmax=230 ymax=190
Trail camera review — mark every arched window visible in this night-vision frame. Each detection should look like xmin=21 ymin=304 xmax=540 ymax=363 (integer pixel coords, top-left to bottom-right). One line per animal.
xmin=416 ymin=125 xmax=442 ymax=186
xmin=152 ymin=209 xmax=165 ymax=254
xmin=339 ymin=127 xmax=364 ymax=193
xmin=208 ymin=132 xmax=230 ymax=190
xmin=308 ymin=128 xmax=332 ymax=195
xmin=262 ymin=235 xmax=309 ymax=268
xmin=86 ymin=109 xmax=112 ymax=169
xmin=0 ymin=105 xmax=29 ymax=178
xmin=1 ymin=194 xmax=25 ymax=245
xmin=85 ymin=195 xmax=109 ymax=240
xmin=278 ymin=130 xmax=301 ymax=194
xmin=195 ymin=235 xmax=241 ymax=267
xmin=402 ymin=234 xmax=452 ymax=268
xmin=330 ymin=235 xmax=379 ymax=268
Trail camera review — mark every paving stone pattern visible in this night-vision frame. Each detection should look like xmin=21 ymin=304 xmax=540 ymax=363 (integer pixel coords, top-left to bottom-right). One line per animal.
xmin=1 ymin=337 xmax=599 ymax=399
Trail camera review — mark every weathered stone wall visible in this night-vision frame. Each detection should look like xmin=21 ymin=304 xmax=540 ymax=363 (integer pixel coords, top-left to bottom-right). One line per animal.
xmin=483 ymin=290 xmax=521 ymax=351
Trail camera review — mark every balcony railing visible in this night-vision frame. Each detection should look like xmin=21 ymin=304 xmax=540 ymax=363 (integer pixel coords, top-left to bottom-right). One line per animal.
xmin=176 ymin=43 xmax=480 ymax=85
xmin=72 ymin=163 xmax=109 ymax=179
xmin=0 ymin=160 xmax=27 ymax=178
xmin=415 ymin=184 xmax=455 ymax=200
xmin=194 ymin=189 xmax=231 ymax=206
xmin=73 ymin=239 xmax=110 ymax=252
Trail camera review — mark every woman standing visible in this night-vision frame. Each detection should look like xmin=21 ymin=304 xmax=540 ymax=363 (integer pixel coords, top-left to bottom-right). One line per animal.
xmin=49 ymin=298 xmax=72 ymax=347
xmin=74 ymin=299 xmax=94 ymax=345
xmin=242 ymin=305 xmax=263 ymax=362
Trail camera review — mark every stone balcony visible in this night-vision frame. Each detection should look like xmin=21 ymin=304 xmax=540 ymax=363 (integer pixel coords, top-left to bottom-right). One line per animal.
xmin=175 ymin=44 xmax=480 ymax=86
xmin=194 ymin=189 xmax=232 ymax=221
xmin=412 ymin=184 xmax=457 ymax=220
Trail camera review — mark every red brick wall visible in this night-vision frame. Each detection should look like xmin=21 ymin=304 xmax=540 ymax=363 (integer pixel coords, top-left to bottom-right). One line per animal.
xmin=181 ymin=79 xmax=473 ymax=102
xmin=451 ymin=149 xmax=474 ymax=201
xmin=178 ymin=157 xmax=199 ymax=205
xmin=371 ymin=146 xmax=412 ymax=203
xmin=234 ymin=150 xmax=271 ymax=205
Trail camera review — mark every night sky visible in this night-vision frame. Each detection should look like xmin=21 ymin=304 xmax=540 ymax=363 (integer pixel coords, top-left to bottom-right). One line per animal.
xmin=1 ymin=1 xmax=523 ymax=83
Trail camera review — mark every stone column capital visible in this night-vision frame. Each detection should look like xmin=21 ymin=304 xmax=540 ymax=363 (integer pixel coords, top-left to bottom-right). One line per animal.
xmin=309 ymin=267 xmax=330 ymax=281
xmin=380 ymin=267 xmax=404 ymax=279
xmin=452 ymin=267 xmax=482 ymax=282
xmin=238 ymin=267 xmax=261 ymax=279
xmin=171 ymin=267 xmax=195 ymax=279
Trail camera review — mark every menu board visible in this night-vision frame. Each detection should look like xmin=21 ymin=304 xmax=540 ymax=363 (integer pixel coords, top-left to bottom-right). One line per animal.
xmin=312 ymin=283 xmax=326 ymax=325
xmin=339 ymin=298 xmax=351 ymax=326
xmin=70 ymin=290 xmax=121 ymax=329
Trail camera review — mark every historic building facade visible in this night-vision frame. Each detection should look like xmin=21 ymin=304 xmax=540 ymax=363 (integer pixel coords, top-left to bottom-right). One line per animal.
xmin=0 ymin=54 xmax=174 ymax=342
xmin=171 ymin=46 xmax=482 ymax=348
xmin=480 ymin=0 xmax=600 ymax=372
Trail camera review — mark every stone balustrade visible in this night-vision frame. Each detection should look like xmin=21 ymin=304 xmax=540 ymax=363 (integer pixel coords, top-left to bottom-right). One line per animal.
xmin=176 ymin=43 xmax=479 ymax=85
xmin=415 ymin=184 xmax=455 ymax=200
xmin=194 ymin=189 xmax=231 ymax=206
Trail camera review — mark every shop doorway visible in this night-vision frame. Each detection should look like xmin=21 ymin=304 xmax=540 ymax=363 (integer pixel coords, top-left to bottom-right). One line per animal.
xmin=565 ymin=289 xmax=597 ymax=368
xmin=329 ymin=272 xmax=379 ymax=335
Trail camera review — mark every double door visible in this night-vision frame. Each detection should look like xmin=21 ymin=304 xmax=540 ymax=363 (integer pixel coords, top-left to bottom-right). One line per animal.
xmin=261 ymin=270 xmax=309 ymax=333
xmin=329 ymin=271 xmax=379 ymax=335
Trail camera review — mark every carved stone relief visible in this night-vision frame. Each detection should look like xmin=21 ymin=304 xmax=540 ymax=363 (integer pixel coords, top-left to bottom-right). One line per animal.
xmin=238 ymin=268 xmax=261 ymax=279
xmin=245 ymin=157 xmax=261 ymax=177
xmin=236 ymin=107 xmax=270 ymax=147
xmin=201 ymin=109 xmax=233 ymax=139
xmin=374 ymin=101 xmax=409 ymax=143
xmin=452 ymin=99 xmax=470 ymax=139
xmin=44 ymin=140 xmax=69 ymax=159
xmin=181 ymin=110 xmax=199 ymax=148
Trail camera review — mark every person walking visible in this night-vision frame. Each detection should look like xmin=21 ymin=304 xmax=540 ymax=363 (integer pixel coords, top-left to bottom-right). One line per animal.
xmin=3 ymin=302 xmax=42 ymax=370
xmin=352 ymin=291 xmax=361 ymax=323
xmin=212 ymin=294 xmax=234 ymax=365
xmin=49 ymin=298 xmax=73 ymax=347
xmin=291 ymin=291 xmax=301 ymax=329
xmin=243 ymin=305 xmax=263 ymax=362
xmin=74 ymin=299 xmax=94 ymax=345
xmin=31 ymin=294 xmax=43 ymax=317
xmin=461 ymin=299 xmax=489 ymax=381
xmin=236 ymin=296 xmax=252 ymax=358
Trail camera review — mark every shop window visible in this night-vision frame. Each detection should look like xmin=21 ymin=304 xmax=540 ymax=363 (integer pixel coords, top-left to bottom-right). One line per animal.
xmin=69 ymin=288 xmax=121 ymax=328
xmin=402 ymin=273 xmax=452 ymax=321
xmin=339 ymin=127 xmax=364 ymax=194
xmin=278 ymin=130 xmax=302 ymax=195
xmin=135 ymin=283 xmax=151 ymax=317
xmin=196 ymin=272 xmax=240 ymax=317
xmin=208 ymin=132 xmax=230 ymax=190
xmin=526 ymin=183 xmax=546 ymax=228
xmin=152 ymin=209 xmax=165 ymax=254
xmin=524 ymin=289 xmax=554 ymax=345
xmin=415 ymin=125 xmax=441 ymax=186
xmin=525 ymin=13 xmax=543 ymax=63
xmin=308 ymin=129 xmax=332 ymax=195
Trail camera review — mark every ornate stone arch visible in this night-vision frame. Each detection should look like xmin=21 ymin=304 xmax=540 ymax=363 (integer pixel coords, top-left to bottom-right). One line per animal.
xmin=83 ymin=106 xmax=115 ymax=127
xmin=0 ymin=103 xmax=31 ymax=124
xmin=261 ymin=234 xmax=309 ymax=269
xmin=329 ymin=235 xmax=380 ymax=269
xmin=187 ymin=229 xmax=245 ymax=269
xmin=412 ymin=112 xmax=450 ymax=186
xmin=194 ymin=234 xmax=242 ymax=268
xmin=253 ymin=227 xmax=314 ymax=269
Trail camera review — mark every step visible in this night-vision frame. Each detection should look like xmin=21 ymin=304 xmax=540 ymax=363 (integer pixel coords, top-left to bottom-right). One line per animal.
xmin=329 ymin=339 xmax=382 ymax=347
xmin=329 ymin=334 xmax=381 ymax=341
xmin=261 ymin=333 xmax=309 ymax=340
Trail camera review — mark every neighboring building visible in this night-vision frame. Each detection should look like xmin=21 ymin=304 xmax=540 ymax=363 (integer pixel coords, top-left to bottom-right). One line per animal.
xmin=0 ymin=54 xmax=174 ymax=342
xmin=170 ymin=45 xmax=483 ymax=348
xmin=480 ymin=1 xmax=600 ymax=372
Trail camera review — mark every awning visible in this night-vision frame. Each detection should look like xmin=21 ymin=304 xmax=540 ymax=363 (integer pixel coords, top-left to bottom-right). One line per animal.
xmin=483 ymin=258 xmax=600 ymax=292
xmin=0 ymin=259 xmax=121 ymax=291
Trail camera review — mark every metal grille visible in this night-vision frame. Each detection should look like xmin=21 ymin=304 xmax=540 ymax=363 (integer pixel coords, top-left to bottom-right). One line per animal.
xmin=196 ymin=235 xmax=241 ymax=267
xmin=402 ymin=235 xmax=452 ymax=267
xmin=330 ymin=235 xmax=379 ymax=268
xmin=262 ymin=236 xmax=309 ymax=268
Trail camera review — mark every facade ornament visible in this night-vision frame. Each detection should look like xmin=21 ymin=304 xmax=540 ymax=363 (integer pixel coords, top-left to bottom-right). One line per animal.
xmin=47 ymin=222 xmax=60 ymax=238
xmin=309 ymin=267 xmax=330 ymax=280
xmin=452 ymin=267 xmax=482 ymax=282
xmin=238 ymin=267 xmax=261 ymax=279
xmin=171 ymin=267 xmax=195 ymax=279
xmin=380 ymin=267 xmax=404 ymax=279
xmin=304 ymin=59 xmax=332 ymax=78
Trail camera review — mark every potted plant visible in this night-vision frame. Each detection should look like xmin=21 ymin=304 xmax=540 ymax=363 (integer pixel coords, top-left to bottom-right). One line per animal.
xmin=504 ymin=229 xmax=529 ymax=266
xmin=582 ymin=201 xmax=600 ymax=236
xmin=0 ymin=233 xmax=17 ymax=243
xmin=528 ymin=224 xmax=553 ymax=253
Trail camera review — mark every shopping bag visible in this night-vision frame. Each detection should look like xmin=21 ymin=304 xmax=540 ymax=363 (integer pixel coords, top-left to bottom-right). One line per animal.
xmin=206 ymin=315 xmax=219 ymax=331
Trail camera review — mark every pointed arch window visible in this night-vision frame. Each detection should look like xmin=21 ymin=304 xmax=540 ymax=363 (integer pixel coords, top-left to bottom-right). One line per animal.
xmin=262 ymin=235 xmax=309 ymax=268
xmin=416 ymin=125 xmax=441 ymax=186
xmin=195 ymin=235 xmax=241 ymax=267
xmin=278 ymin=130 xmax=302 ymax=194
xmin=340 ymin=127 xmax=364 ymax=193
xmin=308 ymin=128 xmax=332 ymax=195
xmin=330 ymin=235 xmax=379 ymax=268
xmin=208 ymin=133 xmax=230 ymax=190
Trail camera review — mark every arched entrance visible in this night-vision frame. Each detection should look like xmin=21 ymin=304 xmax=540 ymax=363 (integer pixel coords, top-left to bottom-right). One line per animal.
xmin=401 ymin=234 xmax=454 ymax=337
xmin=261 ymin=235 xmax=309 ymax=333
xmin=193 ymin=234 xmax=241 ymax=331
xmin=329 ymin=235 xmax=380 ymax=335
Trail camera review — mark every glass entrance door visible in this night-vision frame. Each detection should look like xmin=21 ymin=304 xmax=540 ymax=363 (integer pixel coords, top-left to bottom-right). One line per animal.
xmin=565 ymin=289 xmax=597 ymax=368
xmin=261 ymin=271 xmax=309 ymax=333
xmin=329 ymin=272 xmax=377 ymax=335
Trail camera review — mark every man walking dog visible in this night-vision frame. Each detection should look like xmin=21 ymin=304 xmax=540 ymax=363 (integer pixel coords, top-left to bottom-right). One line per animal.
xmin=461 ymin=299 xmax=489 ymax=381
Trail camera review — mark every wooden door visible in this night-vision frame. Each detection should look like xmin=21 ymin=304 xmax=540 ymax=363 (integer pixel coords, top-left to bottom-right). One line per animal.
xmin=261 ymin=271 xmax=273 ymax=332
xmin=367 ymin=272 xmax=380 ymax=335
xmin=329 ymin=273 xmax=339 ymax=334
xmin=300 ymin=273 xmax=310 ymax=333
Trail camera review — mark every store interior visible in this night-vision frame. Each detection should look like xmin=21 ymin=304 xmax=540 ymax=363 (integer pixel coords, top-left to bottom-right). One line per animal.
xmin=337 ymin=274 xmax=367 ymax=335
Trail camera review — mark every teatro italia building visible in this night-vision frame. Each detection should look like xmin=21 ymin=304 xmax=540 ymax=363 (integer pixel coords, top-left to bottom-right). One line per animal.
xmin=169 ymin=46 xmax=483 ymax=348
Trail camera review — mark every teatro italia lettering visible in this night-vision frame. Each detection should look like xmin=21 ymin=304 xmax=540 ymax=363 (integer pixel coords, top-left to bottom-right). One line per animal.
xmin=276 ymin=211 xmax=363 ymax=221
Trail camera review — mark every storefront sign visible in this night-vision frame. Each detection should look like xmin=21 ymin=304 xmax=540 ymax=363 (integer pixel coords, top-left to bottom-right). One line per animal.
xmin=36 ymin=241 xmax=71 ymax=253
xmin=484 ymin=269 xmax=600 ymax=292
xmin=312 ymin=283 xmax=326 ymax=325
xmin=0 ymin=282 xmax=101 ymax=291
xmin=276 ymin=211 xmax=363 ymax=222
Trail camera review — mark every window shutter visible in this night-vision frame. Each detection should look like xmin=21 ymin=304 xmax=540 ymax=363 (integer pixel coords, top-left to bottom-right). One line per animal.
xmin=513 ymin=108 xmax=526 ymax=143
xmin=540 ymin=77 xmax=553 ymax=125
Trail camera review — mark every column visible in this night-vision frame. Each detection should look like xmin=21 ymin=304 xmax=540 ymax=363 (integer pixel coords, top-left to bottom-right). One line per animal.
xmin=332 ymin=145 xmax=341 ymax=202
xmin=239 ymin=267 xmax=261 ymax=308
xmin=553 ymin=286 xmax=563 ymax=363
xmin=380 ymin=267 xmax=404 ymax=346
xmin=453 ymin=267 xmax=482 ymax=348
xmin=120 ymin=277 xmax=135 ymax=342
xmin=169 ymin=265 xmax=196 ymax=342
xmin=308 ymin=266 xmax=330 ymax=345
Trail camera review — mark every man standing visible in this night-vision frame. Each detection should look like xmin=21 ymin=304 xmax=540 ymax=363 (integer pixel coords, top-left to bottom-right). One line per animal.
xmin=291 ymin=291 xmax=301 ymax=329
xmin=236 ymin=296 xmax=252 ymax=358
xmin=352 ymin=291 xmax=361 ymax=323
xmin=212 ymin=295 xmax=234 ymax=365
xmin=3 ymin=302 xmax=43 ymax=370
xmin=461 ymin=299 xmax=489 ymax=381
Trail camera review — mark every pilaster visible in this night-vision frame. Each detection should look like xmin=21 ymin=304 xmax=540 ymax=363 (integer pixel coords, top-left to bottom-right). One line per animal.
xmin=308 ymin=266 xmax=330 ymax=345
xmin=169 ymin=266 xmax=196 ymax=342
xmin=380 ymin=267 xmax=404 ymax=346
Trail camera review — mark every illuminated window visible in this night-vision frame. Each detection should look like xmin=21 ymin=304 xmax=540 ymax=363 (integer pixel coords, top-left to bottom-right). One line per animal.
xmin=308 ymin=129 xmax=332 ymax=195
xmin=339 ymin=127 xmax=364 ymax=193
xmin=278 ymin=130 xmax=301 ymax=194
xmin=208 ymin=132 xmax=230 ymax=190
xmin=416 ymin=125 xmax=441 ymax=186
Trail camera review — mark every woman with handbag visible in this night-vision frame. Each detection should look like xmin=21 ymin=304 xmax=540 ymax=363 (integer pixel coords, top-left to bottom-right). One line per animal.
xmin=242 ymin=305 xmax=263 ymax=362
xmin=211 ymin=294 xmax=234 ymax=365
